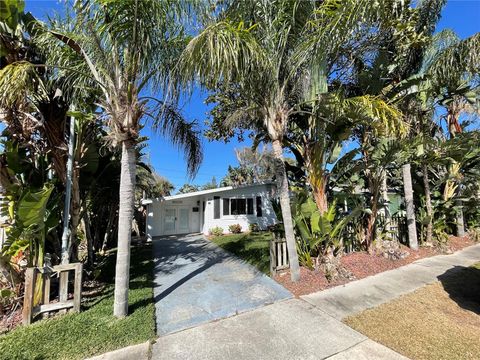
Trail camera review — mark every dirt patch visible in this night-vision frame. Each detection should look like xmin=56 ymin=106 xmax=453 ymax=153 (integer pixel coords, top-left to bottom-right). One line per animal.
xmin=344 ymin=264 xmax=480 ymax=360
xmin=275 ymin=235 xmax=476 ymax=297
xmin=0 ymin=306 xmax=22 ymax=335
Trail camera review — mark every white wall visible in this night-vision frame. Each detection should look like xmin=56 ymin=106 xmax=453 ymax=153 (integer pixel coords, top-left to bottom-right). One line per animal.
xmin=201 ymin=183 xmax=276 ymax=235
xmin=146 ymin=183 xmax=277 ymax=237
xmin=147 ymin=196 xmax=201 ymax=237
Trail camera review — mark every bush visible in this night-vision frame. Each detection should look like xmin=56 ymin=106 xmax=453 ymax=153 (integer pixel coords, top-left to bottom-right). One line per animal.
xmin=209 ymin=226 xmax=224 ymax=237
xmin=249 ymin=223 xmax=260 ymax=232
xmin=468 ymin=228 xmax=480 ymax=242
xmin=228 ymin=224 xmax=242 ymax=234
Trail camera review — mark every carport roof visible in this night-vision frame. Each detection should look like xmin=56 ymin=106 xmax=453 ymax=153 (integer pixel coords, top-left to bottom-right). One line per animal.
xmin=141 ymin=181 xmax=275 ymax=205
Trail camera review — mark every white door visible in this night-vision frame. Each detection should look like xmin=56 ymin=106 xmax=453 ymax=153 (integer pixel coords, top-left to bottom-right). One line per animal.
xmin=178 ymin=208 xmax=190 ymax=233
xmin=164 ymin=208 xmax=176 ymax=234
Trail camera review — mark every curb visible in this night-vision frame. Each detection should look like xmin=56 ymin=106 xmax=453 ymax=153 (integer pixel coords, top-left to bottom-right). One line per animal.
xmin=85 ymin=340 xmax=153 ymax=360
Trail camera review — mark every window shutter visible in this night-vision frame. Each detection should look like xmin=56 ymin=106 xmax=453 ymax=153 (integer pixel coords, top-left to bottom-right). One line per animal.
xmin=223 ymin=198 xmax=230 ymax=216
xmin=256 ymin=196 xmax=262 ymax=217
xmin=214 ymin=196 xmax=220 ymax=219
xmin=247 ymin=198 xmax=254 ymax=215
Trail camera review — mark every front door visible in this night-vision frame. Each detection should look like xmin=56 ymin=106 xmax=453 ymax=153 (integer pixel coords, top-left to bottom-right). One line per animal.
xmin=164 ymin=208 xmax=176 ymax=235
xmin=178 ymin=208 xmax=190 ymax=233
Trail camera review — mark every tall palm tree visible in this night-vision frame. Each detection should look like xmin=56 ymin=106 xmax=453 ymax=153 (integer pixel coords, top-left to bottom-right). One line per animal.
xmin=177 ymin=0 xmax=401 ymax=281
xmin=425 ymin=31 xmax=480 ymax=236
xmin=37 ymin=0 xmax=203 ymax=317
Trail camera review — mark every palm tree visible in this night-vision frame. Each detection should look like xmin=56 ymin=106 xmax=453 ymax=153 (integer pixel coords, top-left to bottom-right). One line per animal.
xmin=425 ymin=31 xmax=480 ymax=236
xmin=37 ymin=0 xmax=203 ymax=317
xmin=177 ymin=0 xmax=401 ymax=281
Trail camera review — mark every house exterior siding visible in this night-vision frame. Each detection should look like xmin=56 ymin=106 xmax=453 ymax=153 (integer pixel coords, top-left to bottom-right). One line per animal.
xmin=145 ymin=183 xmax=277 ymax=237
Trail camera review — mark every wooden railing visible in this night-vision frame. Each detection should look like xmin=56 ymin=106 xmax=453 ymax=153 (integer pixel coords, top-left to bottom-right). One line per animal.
xmin=22 ymin=262 xmax=82 ymax=325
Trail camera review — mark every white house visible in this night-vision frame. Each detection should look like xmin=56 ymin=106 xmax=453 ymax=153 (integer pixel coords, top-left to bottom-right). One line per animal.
xmin=142 ymin=182 xmax=277 ymax=237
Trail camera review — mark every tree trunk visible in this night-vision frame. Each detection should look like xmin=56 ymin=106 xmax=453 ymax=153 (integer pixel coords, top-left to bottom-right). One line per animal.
xmin=69 ymin=167 xmax=81 ymax=262
xmin=82 ymin=211 xmax=94 ymax=267
xmin=272 ymin=139 xmax=300 ymax=282
xmin=311 ymin=174 xmax=328 ymax=215
xmin=422 ymin=163 xmax=433 ymax=244
xmin=113 ymin=141 xmax=137 ymax=318
xmin=102 ymin=205 xmax=117 ymax=252
xmin=455 ymin=198 xmax=465 ymax=237
xmin=381 ymin=170 xmax=390 ymax=219
xmin=402 ymin=163 xmax=418 ymax=250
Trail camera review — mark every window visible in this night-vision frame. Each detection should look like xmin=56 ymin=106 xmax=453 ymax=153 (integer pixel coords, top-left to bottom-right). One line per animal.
xmin=231 ymin=198 xmax=247 ymax=215
xmin=247 ymin=198 xmax=254 ymax=215
xmin=214 ymin=196 xmax=220 ymax=219
xmin=223 ymin=198 xmax=230 ymax=215
xmin=256 ymin=196 xmax=262 ymax=217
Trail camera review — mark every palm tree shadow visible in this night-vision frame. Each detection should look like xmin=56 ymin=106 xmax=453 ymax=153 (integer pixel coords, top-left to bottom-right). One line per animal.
xmin=437 ymin=265 xmax=480 ymax=315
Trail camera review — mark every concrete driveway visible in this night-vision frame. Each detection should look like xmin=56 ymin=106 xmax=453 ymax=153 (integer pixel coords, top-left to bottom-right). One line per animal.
xmin=152 ymin=234 xmax=292 ymax=335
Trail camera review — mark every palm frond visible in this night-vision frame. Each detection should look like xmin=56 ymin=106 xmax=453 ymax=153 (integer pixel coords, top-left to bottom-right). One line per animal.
xmin=176 ymin=20 xmax=267 ymax=91
xmin=427 ymin=33 xmax=480 ymax=87
xmin=0 ymin=61 xmax=48 ymax=107
xmin=149 ymin=101 xmax=203 ymax=177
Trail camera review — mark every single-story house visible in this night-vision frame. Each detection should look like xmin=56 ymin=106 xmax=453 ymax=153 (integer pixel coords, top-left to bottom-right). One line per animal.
xmin=142 ymin=182 xmax=277 ymax=237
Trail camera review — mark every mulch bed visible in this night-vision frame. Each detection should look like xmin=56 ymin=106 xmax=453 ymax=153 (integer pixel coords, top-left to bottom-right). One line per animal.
xmin=275 ymin=235 xmax=476 ymax=297
xmin=0 ymin=307 xmax=22 ymax=335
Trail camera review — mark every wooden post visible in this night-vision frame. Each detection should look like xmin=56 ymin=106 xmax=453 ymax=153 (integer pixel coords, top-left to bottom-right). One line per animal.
xmin=22 ymin=268 xmax=36 ymax=325
xmin=269 ymin=235 xmax=276 ymax=276
xmin=73 ymin=263 xmax=82 ymax=312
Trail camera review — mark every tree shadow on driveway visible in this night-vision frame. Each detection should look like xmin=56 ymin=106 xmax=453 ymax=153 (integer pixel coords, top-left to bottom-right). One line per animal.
xmin=437 ymin=264 xmax=480 ymax=315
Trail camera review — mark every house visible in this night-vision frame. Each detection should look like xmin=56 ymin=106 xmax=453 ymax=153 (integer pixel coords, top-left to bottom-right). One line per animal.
xmin=142 ymin=182 xmax=277 ymax=237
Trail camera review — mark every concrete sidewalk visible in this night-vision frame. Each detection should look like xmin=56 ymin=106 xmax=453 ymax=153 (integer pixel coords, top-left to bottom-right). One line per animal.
xmin=151 ymin=299 xmax=407 ymax=360
xmin=302 ymin=244 xmax=480 ymax=320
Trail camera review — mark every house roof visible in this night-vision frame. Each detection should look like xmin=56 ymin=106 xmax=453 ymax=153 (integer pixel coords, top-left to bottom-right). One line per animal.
xmin=141 ymin=181 xmax=275 ymax=205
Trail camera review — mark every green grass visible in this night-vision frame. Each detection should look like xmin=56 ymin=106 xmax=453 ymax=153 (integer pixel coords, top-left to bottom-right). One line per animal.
xmin=209 ymin=231 xmax=272 ymax=273
xmin=0 ymin=245 xmax=156 ymax=360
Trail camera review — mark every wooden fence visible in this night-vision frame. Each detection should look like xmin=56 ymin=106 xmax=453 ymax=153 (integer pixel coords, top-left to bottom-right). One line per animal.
xmin=343 ymin=214 xmax=408 ymax=253
xmin=270 ymin=234 xmax=289 ymax=276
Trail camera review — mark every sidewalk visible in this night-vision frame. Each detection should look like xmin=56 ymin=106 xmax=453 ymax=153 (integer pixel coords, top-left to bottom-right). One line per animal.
xmin=89 ymin=244 xmax=479 ymax=360
xmin=151 ymin=299 xmax=407 ymax=360
xmin=302 ymin=244 xmax=480 ymax=319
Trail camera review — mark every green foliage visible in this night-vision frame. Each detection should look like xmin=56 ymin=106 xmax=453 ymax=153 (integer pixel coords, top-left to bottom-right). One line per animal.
xmin=177 ymin=183 xmax=200 ymax=194
xmin=0 ymin=245 xmax=156 ymax=360
xmin=248 ymin=223 xmax=260 ymax=232
xmin=292 ymin=190 xmax=362 ymax=266
xmin=228 ymin=224 xmax=242 ymax=234
xmin=209 ymin=226 xmax=224 ymax=237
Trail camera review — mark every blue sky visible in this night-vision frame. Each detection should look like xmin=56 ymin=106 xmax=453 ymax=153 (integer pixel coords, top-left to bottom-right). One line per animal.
xmin=25 ymin=0 xmax=480 ymax=190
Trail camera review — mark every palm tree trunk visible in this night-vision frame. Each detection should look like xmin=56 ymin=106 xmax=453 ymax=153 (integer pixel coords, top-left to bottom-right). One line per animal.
xmin=422 ymin=163 xmax=433 ymax=244
xmin=456 ymin=198 xmax=465 ymax=237
xmin=402 ymin=163 xmax=418 ymax=250
xmin=113 ymin=141 xmax=137 ymax=318
xmin=272 ymin=139 xmax=300 ymax=282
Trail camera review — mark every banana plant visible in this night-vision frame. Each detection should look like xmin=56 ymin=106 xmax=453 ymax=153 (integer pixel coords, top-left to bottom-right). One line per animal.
xmin=292 ymin=189 xmax=362 ymax=269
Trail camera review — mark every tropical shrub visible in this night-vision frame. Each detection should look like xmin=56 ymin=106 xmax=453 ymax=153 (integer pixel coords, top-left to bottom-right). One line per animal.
xmin=467 ymin=228 xmax=480 ymax=243
xmin=292 ymin=190 xmax=362 ymax=278
xmin=228 ymin=224 xmax=242 ymax=234
xmin=209 ymin=226 xmax=224 ymax=237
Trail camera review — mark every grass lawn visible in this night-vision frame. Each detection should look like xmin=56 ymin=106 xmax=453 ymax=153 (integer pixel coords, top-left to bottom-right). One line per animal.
xmin=209 ymin=231 xmax=272 ymax=273
xmin=0 ymin=245 xmax=156 ymax=360
xmin=345 ymin=262 xmax=480 ymax=360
